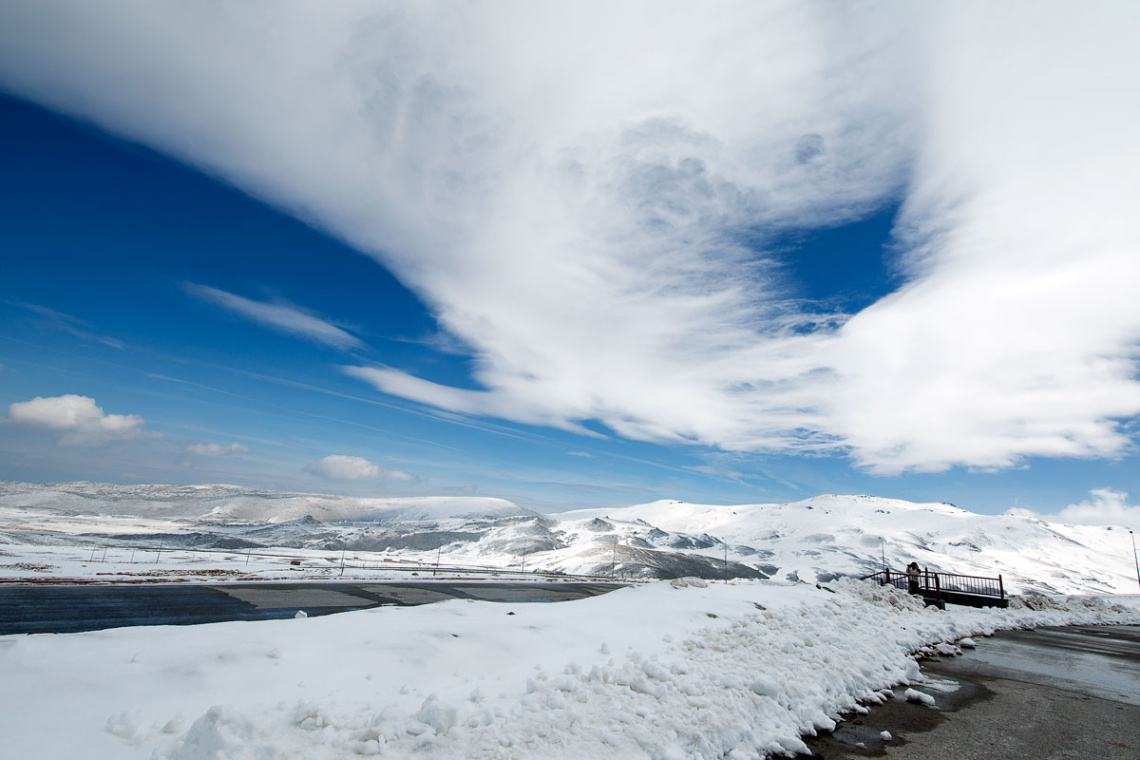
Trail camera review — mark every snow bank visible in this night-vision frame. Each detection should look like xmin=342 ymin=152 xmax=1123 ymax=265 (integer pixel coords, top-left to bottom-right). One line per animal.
xmin=3 ymin=580 xmax=1138 ymax=759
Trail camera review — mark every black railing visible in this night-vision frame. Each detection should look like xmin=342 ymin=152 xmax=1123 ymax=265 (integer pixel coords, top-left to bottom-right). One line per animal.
xmin=862 ymin=567 xmax=1005 ymax=604
xmin=933 ymin=570 xmax=1004 ymax=598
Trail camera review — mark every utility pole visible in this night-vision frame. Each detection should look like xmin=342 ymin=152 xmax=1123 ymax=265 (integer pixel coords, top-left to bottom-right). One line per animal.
xmin=339 ymin=542 xmax=346 ymax=577
xmin=435 ymin=545 xmax=442 ymax=577
xmin=723 ymin=538 xmax=729 ymax=583
xmin=881 ymin=537 xmax=886 ymax=570
xmin=1131 ymin=530 xmax=1140 ymax=593
xmin=611 ymin=537 xmax=618 ymax=580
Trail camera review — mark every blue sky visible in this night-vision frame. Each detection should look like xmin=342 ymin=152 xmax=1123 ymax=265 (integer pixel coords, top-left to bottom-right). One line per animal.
xmin=2 ymin=3 xmax=1139 ymax=519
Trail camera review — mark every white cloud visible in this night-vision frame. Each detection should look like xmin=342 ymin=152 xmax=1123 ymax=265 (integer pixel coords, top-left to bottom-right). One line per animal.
xmin=6 ymin=394 xmax=151 ymax=446
xmin=304 ymin=455 xmax=414 ymax=483
xmin=3 ymin=2 xmax=1138 ymax=473
xmin=1008 ymin=488 xmax=1140 ymax=532
xmin=186 ymin=442 xmax=250 ymax=457
xmin=185 ymin=284 xmax=363 ymax=351
xmin=821 ymin=3 xmax=1140 ymax=473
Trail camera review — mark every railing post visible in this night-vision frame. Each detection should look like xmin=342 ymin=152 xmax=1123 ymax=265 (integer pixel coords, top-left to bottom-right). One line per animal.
xmin=998 ymin=574 xmax=1004 ymax=599
xmin=884 ymin=567 xmax=890 ymax=585
xmin=934 ymin=572 xmax=941 ymax=599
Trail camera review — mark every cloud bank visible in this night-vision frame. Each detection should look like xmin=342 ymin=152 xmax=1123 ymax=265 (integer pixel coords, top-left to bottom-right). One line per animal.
xmin=1009 ymin=488 xmax=1140 ymax=532
xmin=6 ymin=394 xmax=151 ymax=446
xmin=2 ymin=1 xmax=1138 ymax=473
xmin=305 ymin=455 xmax=414 ymax=483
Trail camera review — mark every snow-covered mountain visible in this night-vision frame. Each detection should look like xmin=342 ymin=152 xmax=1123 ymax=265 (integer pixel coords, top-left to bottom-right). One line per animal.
xmin=546 ymin=495 xmax=1139 ymax=595
xmin=2 ymin=481 xmax=1137 ymax=594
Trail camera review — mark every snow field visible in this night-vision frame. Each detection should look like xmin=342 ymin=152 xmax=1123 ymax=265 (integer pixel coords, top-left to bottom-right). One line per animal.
xmin=3 ymin=580 xmax=1138 ymax=759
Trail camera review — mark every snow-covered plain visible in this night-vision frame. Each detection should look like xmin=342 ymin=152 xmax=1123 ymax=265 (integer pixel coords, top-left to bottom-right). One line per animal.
xmin=4 ymin=579 xmax=1138 ymax=759
xmin=3 ymin=481 xmax=1139 ymax=594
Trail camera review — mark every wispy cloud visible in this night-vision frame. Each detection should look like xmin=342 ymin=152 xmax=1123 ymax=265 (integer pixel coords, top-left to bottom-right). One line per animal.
xmin=15 ymin=302 xmax=124 ymax=349
xmin=3 ymin=3 xmax=1138 ymax=474
xmin=186 ymin=442 xmax=250 ymax=457
xmin=5 ymin=394 xmax=154 ymax=446
xmin=185 ymin=284 xmax=363 ymax=350
xmin=304 ymin=454 xmax=414 ymax=483
xmin=341 ymin=366 xmax=605 ymax=438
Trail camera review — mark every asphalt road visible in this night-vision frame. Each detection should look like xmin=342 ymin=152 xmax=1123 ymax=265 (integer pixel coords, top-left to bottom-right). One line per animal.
xmin=0 ymin=581 xmax=625 ymax=635
xmin=804 ymin=624 xmax=1140 ymax=760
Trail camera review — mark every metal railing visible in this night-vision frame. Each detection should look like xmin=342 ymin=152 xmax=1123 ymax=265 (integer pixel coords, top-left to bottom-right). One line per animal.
xmin=862 ymin=567 xmax=1005 ymax=602
xmin=933 ymin=570 xmax=1004 ymax=598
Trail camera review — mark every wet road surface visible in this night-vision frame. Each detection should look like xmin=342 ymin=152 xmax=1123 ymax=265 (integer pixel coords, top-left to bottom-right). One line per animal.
xmin=0 ymin=581 xmax=625 ymax=635
xmin=805 ymin=624 xmax=1140 ymax=759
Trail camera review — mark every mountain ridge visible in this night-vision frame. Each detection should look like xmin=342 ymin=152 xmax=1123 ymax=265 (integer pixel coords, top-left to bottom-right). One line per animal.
xmin=2 ymin=480 xmax=1137 ymax=594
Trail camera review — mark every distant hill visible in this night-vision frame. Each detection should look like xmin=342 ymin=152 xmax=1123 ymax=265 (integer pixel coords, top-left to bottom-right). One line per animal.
xmin=0 ymin=480 xmax=534 ymax=524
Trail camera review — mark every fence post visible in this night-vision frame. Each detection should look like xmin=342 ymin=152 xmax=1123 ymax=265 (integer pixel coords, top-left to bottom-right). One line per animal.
xmin=884 ymin=567 xmax=890 ymax=584
xmin=934 ymin=572 xmax=941 ymax=600
xmin=998 ymin=575 xmax=1005 ymax=599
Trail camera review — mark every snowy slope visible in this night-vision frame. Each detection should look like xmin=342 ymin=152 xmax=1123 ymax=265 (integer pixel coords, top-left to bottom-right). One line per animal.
xmin=2 ymin=481 xmax=1138 ymax=594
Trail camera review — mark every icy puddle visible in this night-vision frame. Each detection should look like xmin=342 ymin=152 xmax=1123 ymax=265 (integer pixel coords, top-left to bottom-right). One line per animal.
xmin=941 ymin=624 xmax=1140 ymax=706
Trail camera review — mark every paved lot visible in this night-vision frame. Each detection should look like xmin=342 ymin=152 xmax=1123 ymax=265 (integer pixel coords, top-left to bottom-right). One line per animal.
xmin=0 ymin=581 xmax=624 ymax=635
xmin=804 ymin=624 xmax=1140 ymax=760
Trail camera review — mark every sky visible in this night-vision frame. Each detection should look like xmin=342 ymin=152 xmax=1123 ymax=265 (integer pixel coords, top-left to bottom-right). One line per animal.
xmin=1 ymin=1 xmax=1139 ymax=520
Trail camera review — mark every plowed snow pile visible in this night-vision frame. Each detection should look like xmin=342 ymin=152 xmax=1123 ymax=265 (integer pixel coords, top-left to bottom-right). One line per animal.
xmin=3 ymin=580 xmax=1138 ymax=759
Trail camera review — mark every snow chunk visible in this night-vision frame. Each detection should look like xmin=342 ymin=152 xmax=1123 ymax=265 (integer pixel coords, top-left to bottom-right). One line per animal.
xmin=904 ymin=688 xmax=936 ymax=706
xmin=749 ymin=677 xmax=781 ymax=699
xmin=172 ymin=707 xmax=261 ymax=759
xmin=104 ymin=711 xmax=142 ymax=742
xmin=415 ymin=695 xmax=458 ymax=735
xmin=670 ymin=577 xmax=708 ymax=589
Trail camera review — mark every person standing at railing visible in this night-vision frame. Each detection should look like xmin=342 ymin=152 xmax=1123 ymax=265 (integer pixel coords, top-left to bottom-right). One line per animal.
xmin=906 ymin=561 xmax=922 ymax=594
